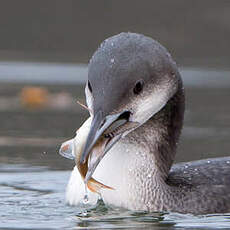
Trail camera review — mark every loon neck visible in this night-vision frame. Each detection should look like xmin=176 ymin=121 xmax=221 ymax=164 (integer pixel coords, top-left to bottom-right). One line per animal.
xmin=127 ymin=85 xmax=185 ymax=180
xmin=96 ymin=86 xmax=185 ymax=211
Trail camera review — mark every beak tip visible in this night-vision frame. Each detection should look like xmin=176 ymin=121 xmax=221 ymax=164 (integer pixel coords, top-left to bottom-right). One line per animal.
xmin=80 ymin=154 xmax=85 ymax=164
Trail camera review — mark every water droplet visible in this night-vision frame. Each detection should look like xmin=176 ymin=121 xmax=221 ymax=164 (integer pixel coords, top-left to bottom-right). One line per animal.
xmin=207 ymin=160 xmax=210 ymax=163
xmin=194 ymin=168 xmax=198 ymax=171
xmin=83 ymin=184 xmax=89 ymax=204
xmin=183 ymin=171 xmax=187 ymax=174
xmin=110 ymin=58 xmax=115 ymax=63
xmin=111 ymin=42 xmax=114 ymax=46
xmin=147 ymin=173 xmax=151 ymax=178
xmin=82 ymin=210 xmax=88 ymax=217
xmin=226 ymin=161 xmax=230 ymax=164
xmin=185 ymin=165 xmax=188 ymax=169
xmin=83 ymin=194 xmax=89 ymax=204
xmin=43 ymin=151 xmax=46 ymax=154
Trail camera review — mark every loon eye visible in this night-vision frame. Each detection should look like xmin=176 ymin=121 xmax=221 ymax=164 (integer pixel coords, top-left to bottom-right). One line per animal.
xmin=133 ymin=80 xmax=144 ymax=95
xmin=88 ymin=80 xmax=92 ymax=93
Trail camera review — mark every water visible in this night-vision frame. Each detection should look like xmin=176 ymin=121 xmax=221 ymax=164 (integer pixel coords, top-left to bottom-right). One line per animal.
xmin=0 ymin=61 xmax=230 ymax=229
xmin=0 ymin=61 xmax=87 ymax=85
xmin=83 ymin=185 xmax=89 ymax=205
xmin=1 ymin=165 xmax=230 ymax=229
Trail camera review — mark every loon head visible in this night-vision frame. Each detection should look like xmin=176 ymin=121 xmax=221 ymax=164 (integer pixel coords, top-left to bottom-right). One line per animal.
xmin=81 ymin=32 xmax=184 ymax=183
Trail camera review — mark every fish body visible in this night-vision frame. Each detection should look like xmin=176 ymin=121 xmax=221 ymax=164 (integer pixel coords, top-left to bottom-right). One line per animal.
xmin=59 ymin=117 xmax=112 ymax=197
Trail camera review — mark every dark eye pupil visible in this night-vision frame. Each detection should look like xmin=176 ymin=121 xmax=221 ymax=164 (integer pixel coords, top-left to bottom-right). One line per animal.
xmin=88 ymin=81 xmax=92 ymax=92
xmin=133 ymin=80 xmax=143 ymax=94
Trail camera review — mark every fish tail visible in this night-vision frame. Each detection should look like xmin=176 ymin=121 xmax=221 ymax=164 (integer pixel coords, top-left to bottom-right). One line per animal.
xmin=87 ymin=178 xmax=114 ymax=194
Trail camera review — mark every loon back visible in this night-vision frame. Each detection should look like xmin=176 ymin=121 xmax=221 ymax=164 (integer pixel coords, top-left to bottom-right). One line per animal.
xmin=166 ymin=157 xmax=230 ymax=214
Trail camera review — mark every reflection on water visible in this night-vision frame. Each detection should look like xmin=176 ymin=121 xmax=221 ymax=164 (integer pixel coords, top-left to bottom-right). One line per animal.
xmin=0 ymin=62 xmax=230 ymax=229
xmin=0 ymin=61 xmax=87 ymax=84
xmin=0 ymin=61 xmax=230 ymax=87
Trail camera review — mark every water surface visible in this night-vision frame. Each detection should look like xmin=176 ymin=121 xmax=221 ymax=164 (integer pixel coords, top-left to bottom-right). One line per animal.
xmin=0 ymin=62 xmax=230 ymax=229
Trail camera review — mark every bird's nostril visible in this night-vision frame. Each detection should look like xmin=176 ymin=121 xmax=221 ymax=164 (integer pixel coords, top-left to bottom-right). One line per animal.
xmin=100 ymin=119 xmax=106 ymax=128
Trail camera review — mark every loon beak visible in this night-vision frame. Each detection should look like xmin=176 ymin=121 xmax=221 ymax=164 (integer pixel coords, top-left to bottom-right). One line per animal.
xmin=80 ymin=110 xmax=138 ymax=184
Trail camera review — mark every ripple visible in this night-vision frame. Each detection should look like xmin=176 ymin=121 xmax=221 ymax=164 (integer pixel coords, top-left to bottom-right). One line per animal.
xmin=1 ymin=164 xmax=230 ymax=229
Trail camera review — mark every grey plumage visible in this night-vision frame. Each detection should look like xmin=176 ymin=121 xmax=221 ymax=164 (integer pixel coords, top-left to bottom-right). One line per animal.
xmin=166 ymin=157 xmax=230 ymax=214
xmin=85 ymin=32 xmax=230 ymax=214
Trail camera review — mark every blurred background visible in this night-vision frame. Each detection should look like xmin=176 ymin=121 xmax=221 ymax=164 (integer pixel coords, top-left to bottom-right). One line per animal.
xmin=0 ymin=1 xmax=230 ymax=228
xmin=0 ymin=0 xmax=229 ymax=171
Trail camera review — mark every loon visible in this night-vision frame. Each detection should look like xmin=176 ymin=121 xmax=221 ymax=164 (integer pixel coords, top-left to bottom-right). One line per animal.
xmin=60 ymin=32 xmax=230 ymax=215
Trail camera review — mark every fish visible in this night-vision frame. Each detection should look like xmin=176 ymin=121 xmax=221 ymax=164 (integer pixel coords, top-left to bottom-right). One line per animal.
xmin=59 ymin=117 xmax=113 ymax=194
